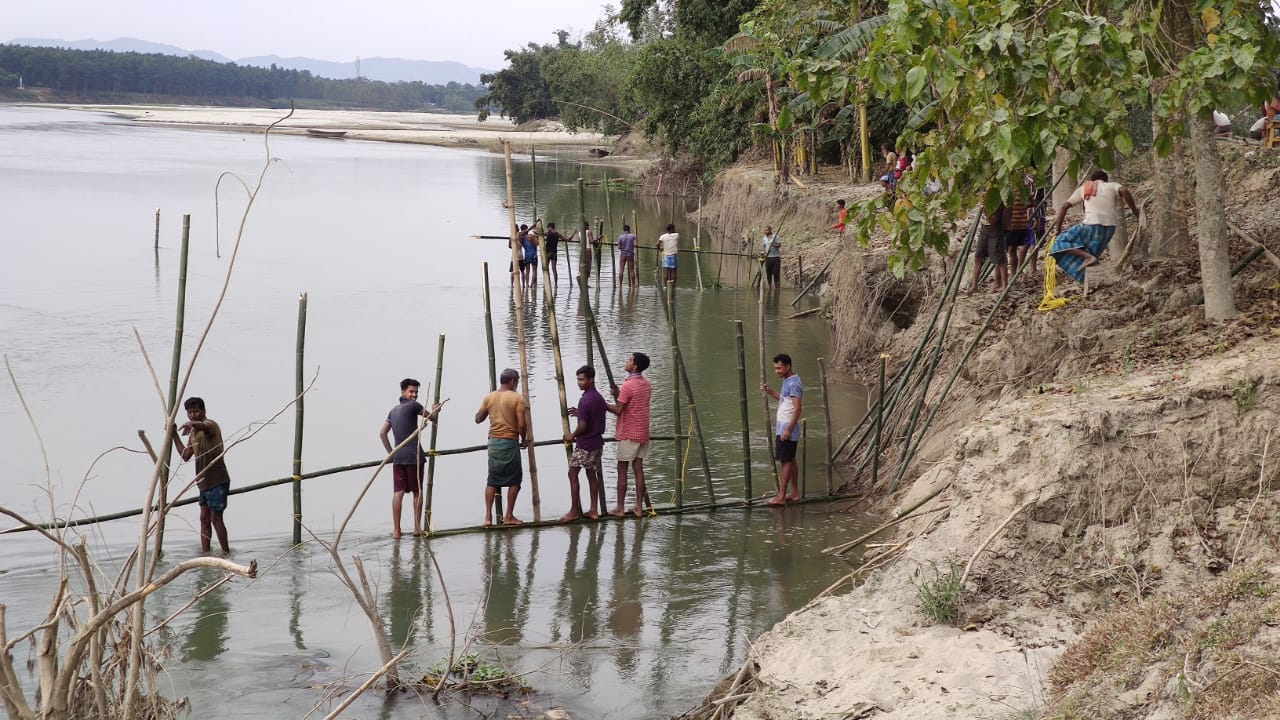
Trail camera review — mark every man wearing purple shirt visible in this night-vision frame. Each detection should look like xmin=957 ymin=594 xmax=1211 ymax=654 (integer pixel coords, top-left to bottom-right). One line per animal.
xmin=617 ymin=224 xmax=639 ymax=289
xmin=561 ymin=365 xmax=608 ymax=521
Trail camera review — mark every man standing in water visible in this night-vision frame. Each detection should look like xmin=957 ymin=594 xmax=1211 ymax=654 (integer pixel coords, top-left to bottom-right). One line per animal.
xmin=658 ymin=224 xmax=679 ymax=285
xmin=761 ymin=353 xmax=803 ymax=506
xmin=617 ymin=224 xmax=638 ymax=288
xmin=761 ymin=225 xmax=782 ymax=289
xmin=171 ymin=397 xmax=231 ymax=553
xmin=544 ymin=222 xmax=565 ymax=286
xmin=606 ymin=352 xmax=651 ymax=517
xmin=561 ymin=365 xmax=607 ymax=522
xmin=379 ymin=378 xmax=442 ymax=539
xmin=475 ymin=368 xmax=528 ymax=525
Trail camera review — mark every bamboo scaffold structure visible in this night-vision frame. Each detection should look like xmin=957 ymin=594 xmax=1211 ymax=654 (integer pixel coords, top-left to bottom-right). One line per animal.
xmin=504 ymin=142 xmax=541 ymax=521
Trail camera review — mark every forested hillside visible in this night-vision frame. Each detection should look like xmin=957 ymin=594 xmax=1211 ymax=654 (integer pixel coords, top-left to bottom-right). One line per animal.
xmin=0 ymin=44 xmax=484 ymax=112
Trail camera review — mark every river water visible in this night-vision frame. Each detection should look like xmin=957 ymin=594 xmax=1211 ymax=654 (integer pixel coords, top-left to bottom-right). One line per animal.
xmin=0 ymin=105 xmax=872 ymax=718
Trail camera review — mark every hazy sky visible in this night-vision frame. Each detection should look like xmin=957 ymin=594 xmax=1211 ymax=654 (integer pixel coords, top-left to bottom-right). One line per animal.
xmin=6 ymin=0 xmax=614 ymax=69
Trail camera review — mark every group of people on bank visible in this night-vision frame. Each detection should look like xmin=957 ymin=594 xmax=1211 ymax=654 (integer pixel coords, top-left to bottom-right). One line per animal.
xmin=378 ymin=350 xmax=805 ymax=535
xmin=513 ymin=219 xmax=683 ymax=290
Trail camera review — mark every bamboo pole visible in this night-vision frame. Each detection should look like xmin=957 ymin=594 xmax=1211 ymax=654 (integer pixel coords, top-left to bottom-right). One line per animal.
xmin=578 ymin=179 xmax=593 ymax=368
xmin=538 ymin=234 xmax=574 ymax=472
xmin=506 ymin=142 xmax=541 ymax=520
xmin=801 ymin=418 xmax=808 ymax=499
xmin=694 ymin=196 xmax=704 ymax=291
xmin=482 ymin=263 xmax=497 ymax=391
xmin=604 ymin=171 xmax=615 ymax=286
xmin=291 ymin=292 xmax=307 ymax=545
xmin=658 ymin=279 xmax=715 ymax=506
xmin=873 ymin=354 xmax=885 ymax=488
xmin=735 ymin=321 xmax=753 ymax=501
xmin=791 ymin=245 xmax=842 ymax=307
xmin=759 ymin=256 xmax=779 ymax=489
xmin=668 ymin=280 xmax=684 ymax=507
xmin=154 ymin=208 xmax=160 ymax=249
xmin=424 ymin=334 xmax=446 ymax=532
xmin=818 ymin=357 xmax=833 ymax=496
xmin=530 ymin=146 xmax=537 ymax=218
xmin=155 ymin=213 xmax=191 ymax=558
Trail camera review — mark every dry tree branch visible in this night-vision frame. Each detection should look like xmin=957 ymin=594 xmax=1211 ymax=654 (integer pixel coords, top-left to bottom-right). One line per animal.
xmin=429 ymin=546 xmax=456 ymax=702
xmin=1231 ymin=431 xmax=1273 ymax=567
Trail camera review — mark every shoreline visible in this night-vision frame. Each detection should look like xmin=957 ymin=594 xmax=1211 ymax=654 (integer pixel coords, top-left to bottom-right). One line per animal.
xmin=26 ymin=103 xmax=615 ymax=153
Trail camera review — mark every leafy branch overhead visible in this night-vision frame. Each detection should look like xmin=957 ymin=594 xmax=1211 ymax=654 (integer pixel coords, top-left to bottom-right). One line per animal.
xmin=842 ymin=0 xmax=1278 ymax=274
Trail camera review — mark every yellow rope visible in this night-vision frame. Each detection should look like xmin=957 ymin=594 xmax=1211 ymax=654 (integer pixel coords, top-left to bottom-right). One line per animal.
xmin=667 ymin=405 xmax=697 ymax=514
xmin=1037 ymin=252 xmax=1071 ymax=312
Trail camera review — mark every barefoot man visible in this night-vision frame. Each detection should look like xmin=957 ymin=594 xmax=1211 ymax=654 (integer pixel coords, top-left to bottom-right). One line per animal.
xmin=475 ymin=368 xmax=528 ymax=525
xmin=561 ymin=365 xmax=607 ymax=522
xmin=605 ymin=352 xmax=651 ymax=517
xmin=171 ymin=397 xmax=231 ymax=554
xmin=1048 ymin=170 xmax=1139 ymax=284
xmin=760 ymin=353 xmax=803 ymax=506
xmin=379 ymin=378 xmax=442 ymax=539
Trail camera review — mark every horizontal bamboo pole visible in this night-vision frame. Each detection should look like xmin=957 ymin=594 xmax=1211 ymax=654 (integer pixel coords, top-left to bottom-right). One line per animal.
xmin=1 ymin=435 xmax=692 ymax=533
xmin=471 ymin=234 xmax=751 ymax=259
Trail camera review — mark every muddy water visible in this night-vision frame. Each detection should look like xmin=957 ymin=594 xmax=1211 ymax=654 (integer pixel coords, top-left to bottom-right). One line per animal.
xmin=0 ymin=105 xmax=873 ymax=718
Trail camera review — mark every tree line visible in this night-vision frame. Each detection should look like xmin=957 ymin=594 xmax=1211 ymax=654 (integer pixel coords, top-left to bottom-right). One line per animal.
xmin=0 ymin=44 xmax=485 ymax=112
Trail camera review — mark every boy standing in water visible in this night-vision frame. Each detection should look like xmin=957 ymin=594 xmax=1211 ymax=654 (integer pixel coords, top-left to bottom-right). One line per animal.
xmin=617 ymin=224 xmax=638 ymax=288
xmin=172 ymin=397 xmax=232 ymax=553
xmin=658 ymin=224 xmax=679 ymax=285
xmin=760 ymin=354 xmax=803 ymax=506
xmin=606 ymin=352 xmax=652 ymax=517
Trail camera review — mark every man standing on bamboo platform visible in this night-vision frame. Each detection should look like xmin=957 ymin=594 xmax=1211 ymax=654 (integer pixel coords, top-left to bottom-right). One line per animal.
xmin=475 ymin=368 xmax=529 ymax=525
xmin=171 ymin=397 xmax=232 ymax=554
xmin=658 ymin=224 xmax=679 ymax=285
xmin=379 ymin=378 xmax=443 ymax=539
xmin=617 ymin=224 xmax=638 ymax=288
xmin=761 ymin=353 xmax=803 ymax=507
xmin=762 ymin=225 xmax=782 ymax=289
xmin=605 ymin=352 xmax=652 ymax=517
xmin=561 ymin=365 xmax=607 ymax=522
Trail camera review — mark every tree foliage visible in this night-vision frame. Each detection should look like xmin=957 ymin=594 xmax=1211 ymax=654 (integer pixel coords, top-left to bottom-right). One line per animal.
xmin=0 ymin=44 xmax=484 ymax=111
xmin=474 ymin=35 xmax=573 ymax=124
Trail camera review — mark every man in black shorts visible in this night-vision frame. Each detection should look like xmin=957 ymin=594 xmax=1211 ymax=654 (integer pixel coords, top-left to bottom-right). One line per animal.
xmin=760 ymin=353 xmax=803 ymax=506
xmin=379 ymin=378 xmax=442 ymax=538
xmin=544 ymin=221 xmax=565 ymax=286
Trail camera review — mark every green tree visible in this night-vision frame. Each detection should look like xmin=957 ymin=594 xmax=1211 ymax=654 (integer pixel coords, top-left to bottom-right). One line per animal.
xmin=475 ymin=32 xmax=576 ymax=124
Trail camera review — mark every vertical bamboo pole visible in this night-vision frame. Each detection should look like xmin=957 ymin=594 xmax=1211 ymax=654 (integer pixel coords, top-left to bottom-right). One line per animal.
xmin=658 ymin=280 xmax=714 ymax=506
xmin=423 ymin=334 xmax=446 ymax=532
xmin=818 ymin=358 xmax=834 ymax=496
xmin=800 ymin=418 xmax=808 ymax=499
xmin=530 ymin=146 xmax=537 ymax=219
xmin=154 ymin=208 xmax=160 ymax=249
xmin=735 ymin=321 xmax=753 ymax=501
xmin=482 ymin=263 xmax=497 ymax=392
xmin=759 ymin=256 xmax=779 ymax=489
xmin=506 ymin=142 xmax=541 ymax=519
xmin=873 ymin=354 xmax=886 ymax=489
xmin=538 ymin=234 xmax=574 ymax=470
xmin=694 ymin=196 xmax=705 ymax=291
xmin=604 ymin=172 xmax=615 ymax=286
xmin=632 ymin=209 xmax=642 ymax=282
xmin=578 ymin=178 xmax=594 ymax=368
xmin=291 ymin=292 xmax=307 ymax=545
xmin=594 ymin=218 xmax=603 ymax=278
xmin=669 ymin=283 xmax=683 ymax=507
xmin=156 ymin=213 xmax=191 ymax=557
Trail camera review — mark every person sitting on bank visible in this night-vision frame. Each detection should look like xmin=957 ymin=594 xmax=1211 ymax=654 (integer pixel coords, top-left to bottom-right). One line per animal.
xmin=1049 ymin=170 xmax=1140 ymax=283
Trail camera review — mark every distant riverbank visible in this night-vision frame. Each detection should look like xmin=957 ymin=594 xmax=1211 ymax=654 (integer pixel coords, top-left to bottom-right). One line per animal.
xmin=24 ymin=103 xmax=609 ymax=151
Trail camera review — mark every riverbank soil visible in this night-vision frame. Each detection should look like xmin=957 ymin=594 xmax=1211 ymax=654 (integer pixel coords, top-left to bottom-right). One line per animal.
xmin=685 ymin=147 xmax=1280 ymax=718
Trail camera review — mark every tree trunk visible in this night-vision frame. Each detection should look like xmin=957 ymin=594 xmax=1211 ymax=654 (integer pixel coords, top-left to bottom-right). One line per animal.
xmin=1148 ymin=110 xmax=1190 ymax=258
xmin=1052 ymin=147 xmax=1076 ymax=214
xmin=1187 ymin=114 xmax=1237 ymax=321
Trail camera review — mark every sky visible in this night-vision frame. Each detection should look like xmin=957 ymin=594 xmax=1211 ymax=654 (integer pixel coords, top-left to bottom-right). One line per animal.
xmin=6 ymin=0 xmax=615 ymax=70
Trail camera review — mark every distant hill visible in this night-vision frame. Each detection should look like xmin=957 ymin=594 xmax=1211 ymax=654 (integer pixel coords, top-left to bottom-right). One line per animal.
xmin=8 ymin=37 xmax=487 ymax=85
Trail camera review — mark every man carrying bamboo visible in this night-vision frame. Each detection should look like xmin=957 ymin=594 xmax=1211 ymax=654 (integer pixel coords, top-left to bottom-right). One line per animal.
xmin=606 ymin=352 xmax=651 ymax=517
xmin=379 ymin=378 xmax=442 ymax=539
xmin=171 ymin=396 xmax=231 ymax=554
xmin=761 ymin=353 xmax=803 ymax=506
xmin=475 ymin=368 xmax=528 ymax=525
xmin=561 ymin=365 xmax=607 ymax=522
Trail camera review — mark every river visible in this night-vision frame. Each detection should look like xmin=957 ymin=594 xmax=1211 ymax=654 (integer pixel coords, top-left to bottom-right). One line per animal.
xmin=0 ymin=105 xmax=872 ymax=718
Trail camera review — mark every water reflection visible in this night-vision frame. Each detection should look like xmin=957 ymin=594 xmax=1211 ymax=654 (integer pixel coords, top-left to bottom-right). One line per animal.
xmin=385 ymin=540 xmax=425 ymax=649
xmin=607 ymin=520 xmax=646 ymax=679
xmin=482 ymin=532 xmax=531 ymax=646
xmin=181 ymin=568 xmax=230 ymax=663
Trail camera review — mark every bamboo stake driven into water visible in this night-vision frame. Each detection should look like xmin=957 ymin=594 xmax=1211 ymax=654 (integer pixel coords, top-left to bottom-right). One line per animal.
xmin=818 ymin=357 xmax=833 ymax=496
xmin=291 ymin=292 xmax=307 ymax=545
xmin=664 ymin=274 xmax=684 ymax=507
xmin=482 ymin=263 xmax=497 ymax=392
xmin=537 ymin=235 xmax=574 ymax=473
xmin=759 ymin=257 xmax=779 ymax=491
xmin=424 ymin=334 xmax=445 ymax=532
xmin=734 ymin=321 xmax=753 ymax=502
xmin=155 ymin=213 xmax=191 ymax=561
xmin=505 ymin=142 xmax=541 ymax=521
xmin=657 ymin=279 xmax=715 ymax=507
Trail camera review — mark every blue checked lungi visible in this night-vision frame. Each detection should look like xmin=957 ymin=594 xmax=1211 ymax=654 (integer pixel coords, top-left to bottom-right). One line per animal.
xmin=1049 ymin=224 xmax=1116 ymax=283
